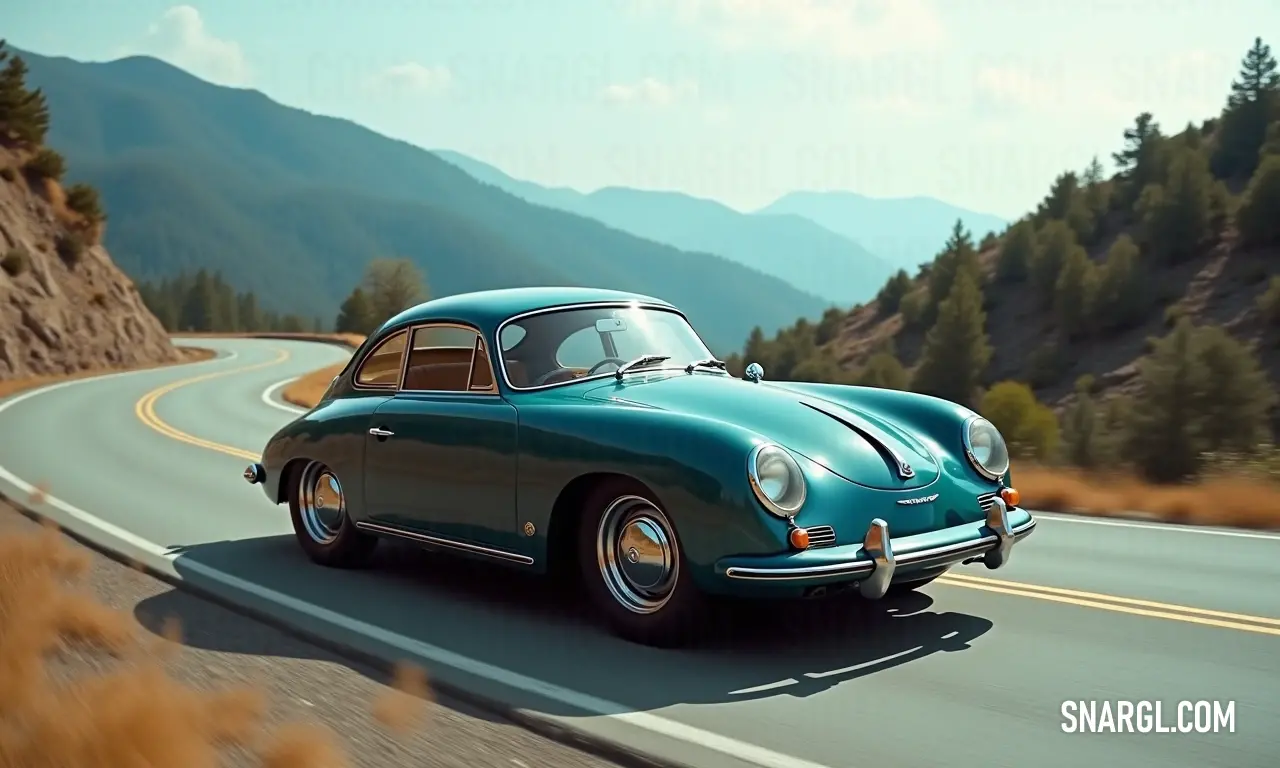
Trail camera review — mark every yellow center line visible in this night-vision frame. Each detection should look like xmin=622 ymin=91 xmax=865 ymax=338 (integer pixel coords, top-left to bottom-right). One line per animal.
xmin=941 ymin=571 xmax=1280 ymax=627
xmin=128 ymin=350 xmax=1280 ymax=637
xmin=937 ymin=576 xmax=1280 ymax=637
xmin=133 ymin=348 xmax=290 ymax=463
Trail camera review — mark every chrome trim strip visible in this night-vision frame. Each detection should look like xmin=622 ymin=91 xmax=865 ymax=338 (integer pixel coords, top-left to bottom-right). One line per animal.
xmin=723 ymin=517 xmax=1036 ymax=581
xmin=353 ymin=520 xmax=534 ymax=565
xmin=801 ymin=401 xmax=925 ymax=480
xmin=493 ymin=301 xmax=714 ymax=393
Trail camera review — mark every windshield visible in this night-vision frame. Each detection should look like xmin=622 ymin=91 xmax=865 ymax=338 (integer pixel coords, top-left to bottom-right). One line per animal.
xmin=498 ymin=305 xmax=713 ymax=389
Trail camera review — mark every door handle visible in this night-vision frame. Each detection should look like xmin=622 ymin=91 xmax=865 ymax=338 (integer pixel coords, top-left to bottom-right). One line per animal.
xmin=368 ymin=427 xmax=394 ymax=438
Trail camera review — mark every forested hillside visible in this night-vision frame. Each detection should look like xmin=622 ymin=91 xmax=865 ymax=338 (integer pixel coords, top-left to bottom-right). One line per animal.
xmin=730 ymin=38 xmax=1280 ymax=484
xmin=20 ymin=49 xmax=828 ymax=354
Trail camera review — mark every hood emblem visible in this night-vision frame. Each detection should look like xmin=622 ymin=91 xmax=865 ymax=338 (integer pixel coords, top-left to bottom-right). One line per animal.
xmin=899 ymin=461 xmax=915 ymax=479
xmin=896 ymin=493 xmax=938 ymax=506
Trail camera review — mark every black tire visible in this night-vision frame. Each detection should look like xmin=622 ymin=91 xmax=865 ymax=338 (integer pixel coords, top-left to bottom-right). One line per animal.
xmin=288 ymin=460 xmax=378 ymax=568
xmin=576 ymin=479 xmax=707 ymax=647
xmin=886 ymin=572 xmax=942 ymax=596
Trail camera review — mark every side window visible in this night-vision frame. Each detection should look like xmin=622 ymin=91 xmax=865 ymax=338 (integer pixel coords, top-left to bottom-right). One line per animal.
xmin=403 ymin=325 xmax=490 ymax=392
xmin=555 ymin=326 xmax=604 ymax=369
xmin=355 ymin=330 xmax=408 ymax=388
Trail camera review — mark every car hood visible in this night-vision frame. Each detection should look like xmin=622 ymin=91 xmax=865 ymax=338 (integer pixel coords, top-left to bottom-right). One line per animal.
xmin=582 ymin=373 xmax=940 ymax=490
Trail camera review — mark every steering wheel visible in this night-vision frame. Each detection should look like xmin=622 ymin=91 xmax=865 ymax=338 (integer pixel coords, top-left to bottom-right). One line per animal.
xmin=586 ymin=357 xmax=628 ymax=375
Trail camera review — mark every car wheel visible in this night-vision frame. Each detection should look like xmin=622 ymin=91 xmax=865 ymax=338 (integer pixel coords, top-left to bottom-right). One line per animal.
xmin=886 ymin=572 xmax=942 ymax=595
xmin=288 ymin=460 xmax=377 ymax=568
xmin=577 ymin=479 xmax=706 ymax=647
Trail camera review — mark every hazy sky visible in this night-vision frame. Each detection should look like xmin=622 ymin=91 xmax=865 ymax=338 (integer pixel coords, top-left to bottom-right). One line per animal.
xmin=8 ymin=1 xmax=1276 ymax=217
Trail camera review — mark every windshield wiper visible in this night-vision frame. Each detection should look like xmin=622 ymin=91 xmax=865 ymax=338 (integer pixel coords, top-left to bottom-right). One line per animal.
xmin=615 ymin=354 xmax=671 ymax=379
xmin=685 ymin=358 xmax=727 ymax=373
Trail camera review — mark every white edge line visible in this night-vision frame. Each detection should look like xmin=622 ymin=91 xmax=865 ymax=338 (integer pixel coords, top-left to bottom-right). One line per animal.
xmin=1033 ymin=512 xmax=1280 ymax=541
xmin=261 ymin=377 xmax=306 ymax=414
xmin=0 ymin=354 xmax=836 ymax=768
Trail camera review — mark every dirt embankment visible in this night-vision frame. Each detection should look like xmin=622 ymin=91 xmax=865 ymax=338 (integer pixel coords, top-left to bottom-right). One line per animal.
xmin=0 ymin=149 xmax=180 ymax=381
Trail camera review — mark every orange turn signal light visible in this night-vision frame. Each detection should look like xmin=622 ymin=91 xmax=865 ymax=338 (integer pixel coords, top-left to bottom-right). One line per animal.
xmin=1000 ymin=487 xmax=1021 ymax=507
xmin=789 ymin=527 xmax=811 ymax=550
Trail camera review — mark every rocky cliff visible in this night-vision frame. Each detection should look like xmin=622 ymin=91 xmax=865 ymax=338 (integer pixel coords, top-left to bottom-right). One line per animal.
xmin=0 ymin=149 xmax=179 ymax=379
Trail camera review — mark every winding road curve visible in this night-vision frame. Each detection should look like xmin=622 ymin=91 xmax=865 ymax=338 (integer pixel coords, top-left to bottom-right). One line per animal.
xmin=0 ymin=337 xmax=1277 ymax=768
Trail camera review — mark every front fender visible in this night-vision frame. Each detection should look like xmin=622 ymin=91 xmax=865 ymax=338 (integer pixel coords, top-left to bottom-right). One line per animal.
xmin=515 ymin=401 xmax=793 ymax=581
xmin=259 ymin=394 xmax=389 ymax=512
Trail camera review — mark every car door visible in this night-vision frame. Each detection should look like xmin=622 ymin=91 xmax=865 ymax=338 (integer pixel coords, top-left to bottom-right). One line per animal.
xmin=362 ymin=323 xmax=521 ymax=557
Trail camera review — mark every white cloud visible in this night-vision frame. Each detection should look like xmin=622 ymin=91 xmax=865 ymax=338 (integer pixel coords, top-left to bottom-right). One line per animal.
xmin=119 ymin=5 xmax=250 ymax=86
xmin=364 ymin=62 xmax=454 ymax=94
xmin=637 ymin=0 xmax=944 ymax=59
xmin=601 ymin=77 xmax=699 ymax=107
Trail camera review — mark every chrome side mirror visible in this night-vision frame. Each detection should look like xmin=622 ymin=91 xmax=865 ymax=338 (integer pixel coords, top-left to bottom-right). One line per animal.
xmin=744 ymin=362 xmax=765 ymax=383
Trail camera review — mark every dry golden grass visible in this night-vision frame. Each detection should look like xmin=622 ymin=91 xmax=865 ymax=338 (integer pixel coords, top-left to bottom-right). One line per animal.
xmin=0 ymin=509 xmax=435 ymax=768
xmin=1016 ymin=463 xmax=1280 ymax=529
xmin=282 ymin=363 xmax=346 ymax=409
xmin=0 ymin=346 xmax=216 ymax=400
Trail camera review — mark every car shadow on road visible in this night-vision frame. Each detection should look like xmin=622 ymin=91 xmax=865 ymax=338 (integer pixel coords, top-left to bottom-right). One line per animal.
xmin=138 ymin=533 xmax=994 ymax=717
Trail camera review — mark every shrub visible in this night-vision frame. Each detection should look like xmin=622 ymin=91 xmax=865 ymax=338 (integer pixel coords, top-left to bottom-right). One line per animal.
xmin=63 ymin=183 xmax=105 ymax=224
xmin=980 ymin=380 xmax=1061 ymax=461
xmin=55 ymin=232 xmax=85 ymax=267
xmin=1 ymin=247 xmax=30 ymax=277
xmin=22 ymin=147 xmax=65 ymax=181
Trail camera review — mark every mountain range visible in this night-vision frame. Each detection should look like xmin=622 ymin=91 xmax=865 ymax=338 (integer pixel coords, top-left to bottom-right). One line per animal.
xmin=433 ymin=151 xmax=900 ymax=305
xmin=20 ymin=50 xmax=831 ymax=354
xmin=21 ymin=47 xmax=1008 ymax=353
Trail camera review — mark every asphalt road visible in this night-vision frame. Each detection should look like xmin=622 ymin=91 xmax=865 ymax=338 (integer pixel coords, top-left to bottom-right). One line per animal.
xmin=0 ymin=337 xmax=1277 ymax=768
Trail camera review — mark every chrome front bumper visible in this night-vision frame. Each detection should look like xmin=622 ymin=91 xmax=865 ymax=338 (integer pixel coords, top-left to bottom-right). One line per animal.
xmin=723 ymin=497 xmax=1034 ymax=599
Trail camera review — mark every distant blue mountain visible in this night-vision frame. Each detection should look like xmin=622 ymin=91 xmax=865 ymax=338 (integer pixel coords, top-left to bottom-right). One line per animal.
xmin=758 ymin=191 xmax=1009 ymax=271
xmin=433 ymin=150 xmax=896 ymax=307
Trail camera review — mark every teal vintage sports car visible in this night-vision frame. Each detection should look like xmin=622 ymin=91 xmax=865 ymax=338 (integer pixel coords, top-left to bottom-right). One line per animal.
xmin=244 ymin=287 xmax=1036 ymax=646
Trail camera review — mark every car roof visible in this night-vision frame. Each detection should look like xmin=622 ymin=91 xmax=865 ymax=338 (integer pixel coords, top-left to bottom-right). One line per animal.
xmin=378 ymin=286 xmax=677 ymax=334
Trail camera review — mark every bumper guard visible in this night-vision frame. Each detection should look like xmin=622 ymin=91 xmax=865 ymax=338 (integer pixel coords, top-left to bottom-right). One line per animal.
xmin=723 ymin=497 xmax=1032 ymax=598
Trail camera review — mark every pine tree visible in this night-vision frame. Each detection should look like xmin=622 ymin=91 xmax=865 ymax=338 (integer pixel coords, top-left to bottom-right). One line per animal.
xmin=1236 ymin=152 xmax=1280 ymax=247
xmin=335 ymin=286 xmax=376 ymax=335
xmin=1136 ymin=147 xmax=1219 ymax=264
xmin=1030 ymin=220 xmax=1076 ymax=300
xmin=1112 ymin=112 xmax=1167 ymax=207
xmin=1195 ymin=325 xmax=1276 ymax=454
xmin=925 ymin=220 xmax=981 ymax=324
xmin=911 ymin=269 xmax=991 ymax=408
xmin=237 ymin=292 xmax=261 ymax=332
xmin=1125 ymin=318 xmax=1209 ymax=482
xmin=1061 ymin=376 xmax=1102 ymax=469
xmin=995 ymin=220 xmax=1035 ymax=282
xmin=179 ymin=269 xmax=219 ymax=332
xmin=875 ymin=269 xmax=913 ymax=314
xmin=1092 ymin=234 xmax=1147 ymax=332
xmin=1053 ymin=244 xmax=1096 ymax=338
xmin=1037 ymin=172 xmax=1094 ymax=243
xmin=1212 ymin=37 xmax=1280 ymax=180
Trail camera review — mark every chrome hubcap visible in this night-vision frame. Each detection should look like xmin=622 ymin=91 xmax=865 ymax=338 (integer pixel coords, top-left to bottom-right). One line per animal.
xmin=596 ymin=495 xmax=678 ymax=614
xmin=299 ymin=461 xmax=345 ymax=544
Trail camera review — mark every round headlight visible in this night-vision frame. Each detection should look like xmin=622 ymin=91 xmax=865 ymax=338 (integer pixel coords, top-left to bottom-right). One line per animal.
xmin=748 ymin=443 xmax=806 ymax=517
xmin=964 ymin=416 xmax=1010 ymax=480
